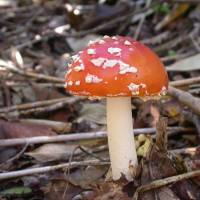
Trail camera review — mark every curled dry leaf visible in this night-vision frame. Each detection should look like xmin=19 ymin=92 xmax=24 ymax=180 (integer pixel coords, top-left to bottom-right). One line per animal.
xmin=26 ymin=143 xmax=80 ymax=162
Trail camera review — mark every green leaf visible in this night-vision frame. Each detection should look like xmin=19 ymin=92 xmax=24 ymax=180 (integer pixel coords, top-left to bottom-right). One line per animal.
xmin=168 ymin=50 xmax=176 ymax=57
xmin=153 ymin=3 xmax=170 ymax=14
xmin=0 ymin=187 xmax=32 ymax=197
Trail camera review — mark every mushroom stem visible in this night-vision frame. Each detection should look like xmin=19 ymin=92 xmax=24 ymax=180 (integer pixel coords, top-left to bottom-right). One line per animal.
xmin=107 ymin=97 xmax=138 ymax=181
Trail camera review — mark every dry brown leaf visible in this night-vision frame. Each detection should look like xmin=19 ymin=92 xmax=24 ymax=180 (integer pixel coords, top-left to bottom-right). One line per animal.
xmin=42 ymin=178 xmax=82 ymax=200
xmin=78 ymin=103 xmax=106 ymax=125
xmin=19 ymin=119 xmax=72 ymax=134
xmin=68 ymin=165 xmax=108 ymax=188
xmin=0 ymin=119 xmax=56 ymax=139
xmin=26 ymin=143 xmax=80 ymax=162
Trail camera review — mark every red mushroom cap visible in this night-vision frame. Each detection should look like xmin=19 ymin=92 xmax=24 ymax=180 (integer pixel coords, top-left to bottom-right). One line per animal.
xmin=65 ymin=36 xmax=168 ymax=97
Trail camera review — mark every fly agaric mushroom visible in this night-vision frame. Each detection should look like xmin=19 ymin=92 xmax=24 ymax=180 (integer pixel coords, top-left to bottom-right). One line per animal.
xmin=65 ymin=36 xmax=168 ymax=181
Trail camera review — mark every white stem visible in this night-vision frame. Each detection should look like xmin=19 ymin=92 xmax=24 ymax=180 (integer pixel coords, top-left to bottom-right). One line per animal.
xmin=107 ymin=97 xmax=138 ymax=181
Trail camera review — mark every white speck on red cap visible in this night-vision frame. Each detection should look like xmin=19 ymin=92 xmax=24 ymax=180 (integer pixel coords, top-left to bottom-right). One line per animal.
xmin=160 ymin=86 xmax=167 ymax=95
xmin=107 ymin=47 xmax=121 ymax=55
xmin=119 ymin=61 xmax=138 ymax=74
xmin=103 ymin=35 xmax=110 ymax=39
xmin=75 ymin=80 xmax=80 ymax=86
xmin=112 ymin=36 xmax=117 ymax=40
xmin=128 ymin=83 xmax=140 ymax=95
xmin=124 ymin=40 xmax=131 ymax=45
xmin=71 ymin=54 xmax=79 ymax=62
xmin=140 ymin=83 xmax=146 ymax=88
xmin=74 ymin=64 xmax=85 ymax=72
xmin=85 ymin=74 xmax=103 ymax=83
xmin=103 ymin=59 xmax=118 ymax=68
xmin=87 ymin=49 xmax=96 ymax=55
xmin=91 ymin=58 xmax=105 ymax=67
xmin=98 ymin=39 xmax=105 ymax=44
xmin=68 ymin=81 xmax=73 ymax=86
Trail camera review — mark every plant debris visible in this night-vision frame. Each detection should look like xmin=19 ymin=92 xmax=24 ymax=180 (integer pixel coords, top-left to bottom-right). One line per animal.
xmin=0 ymin=0 xmax=200 ymax=199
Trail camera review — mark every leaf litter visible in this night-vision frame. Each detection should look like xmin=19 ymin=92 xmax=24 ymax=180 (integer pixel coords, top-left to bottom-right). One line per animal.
xmin=0 ymin=0 xmax=200 ymax=199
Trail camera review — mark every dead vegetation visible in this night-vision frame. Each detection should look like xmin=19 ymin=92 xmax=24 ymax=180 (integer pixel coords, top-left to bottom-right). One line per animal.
xmin=0 ymin=0 xmax=200 ymax=199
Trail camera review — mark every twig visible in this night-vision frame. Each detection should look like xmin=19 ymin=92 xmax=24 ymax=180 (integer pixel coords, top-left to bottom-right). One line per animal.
xmin=0 ymin=59 xmax=64 ymax=83
xmin=0 ymin=97 xmax=78 ymax=113
xmin=161 ymin=51 xmax=195 ymax=63
xmin=0 ymin=143 xmax=28 ymax=169
xmin=6 ymin=98 xmax=80 ymax=117
xmin=0 ymin=126 xmax=194 ymax=147
xmin=154 ymin=34 xmax=188 ymax=52
xmin=4 ymin=82 xmax=64 ymax=88
xmin=141 ymin=31 xmax=170 ymax=45
xmin=166 ymin=0 xmax=200 ymax=3
xmin=0 ymin=159 xmax=109 ymax=180
xmin=182 ymin=111 xmax=200 ymax=137
xmin=134 ymin=0 xmax=152 ymax=40
xmin=168 ymin=86 xmax=200 ymax=115
xmin=170 ymin=76 xmax=200 ymax=88
xmin=169 ymin=146 xmax=199 ymax=155
xmin=133 ymin=170 xmax=200 ymax=200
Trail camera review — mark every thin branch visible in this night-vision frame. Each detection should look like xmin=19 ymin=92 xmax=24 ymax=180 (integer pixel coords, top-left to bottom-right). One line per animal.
xmin=170 ymin=76 xmax=200 ymax=88
xmin=0 ymin=97 xmax=79 ymax=113
xmin=0 ymin=159 xmax=109 ymax=180
xmin=169 ymin=146 xmax=199 ymax=155
xmin=168 ymin=86 xmax=200 ymax=115
xmin=0 ymin=126 xmax=194 ymax=147
xmin=133 ymin=170 xmax=200 ymax=200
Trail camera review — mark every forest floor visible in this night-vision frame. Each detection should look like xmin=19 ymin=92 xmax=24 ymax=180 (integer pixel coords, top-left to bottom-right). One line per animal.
xmin=0 ymin=0 xmax=200 ymax=199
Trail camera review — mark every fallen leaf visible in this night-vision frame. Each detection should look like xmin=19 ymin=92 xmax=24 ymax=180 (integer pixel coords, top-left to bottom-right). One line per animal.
xmin=0 ymin=119 xmax=56 ymax=139
xmin=68 ymin=165 xmax=108 ymax=188
xmin=166 ymin=54 xmax=200 ymax=71
xmin=92 ymin=181 xmax=131 ymax=200
xmin=78 ymin=103 xmax=106 ymax=125
xmin=135 ymin=100 xmax=160 ymax=128
xmin=66 ymin=34 xmax=101 ymax=52
xmin=42 ymin=178 xmax=82 ymax=200
xmin=19 ymin=119 xmax=72 ymax=134
xmin=26 ymin=143 xmax=80 ymax=162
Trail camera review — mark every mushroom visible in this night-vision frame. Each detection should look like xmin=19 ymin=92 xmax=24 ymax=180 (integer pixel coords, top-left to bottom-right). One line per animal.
xmin=65 ymin=36 xmax=168 ymax=181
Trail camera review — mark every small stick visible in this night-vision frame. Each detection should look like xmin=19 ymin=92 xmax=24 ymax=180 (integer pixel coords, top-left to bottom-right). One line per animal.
xmin=0 ymin=127 xmax=194 ymax=147
xmin=169 ymin=146 xmax=199 ymax=155
xmin=133 ymin=170 xmax=200 ymax=200
xmin=170 ymin=76 xmax=200 ymax=88
xmin=0 ymin=143 xmax=28 ymax=169
xmin=0 ymin=60 xmax=64 ymax=83
xmin=168 ymin=86 xmax=200 ymax=116
xmin=0 ymin=97 xmax=76 ymax=113
xmin=7 ymin=97 xmax=80 ymax=116
xmin=0 ymin=159 xmax=109 ymax=180
xmin=4 ymin=82 xmax=64 ymax=88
